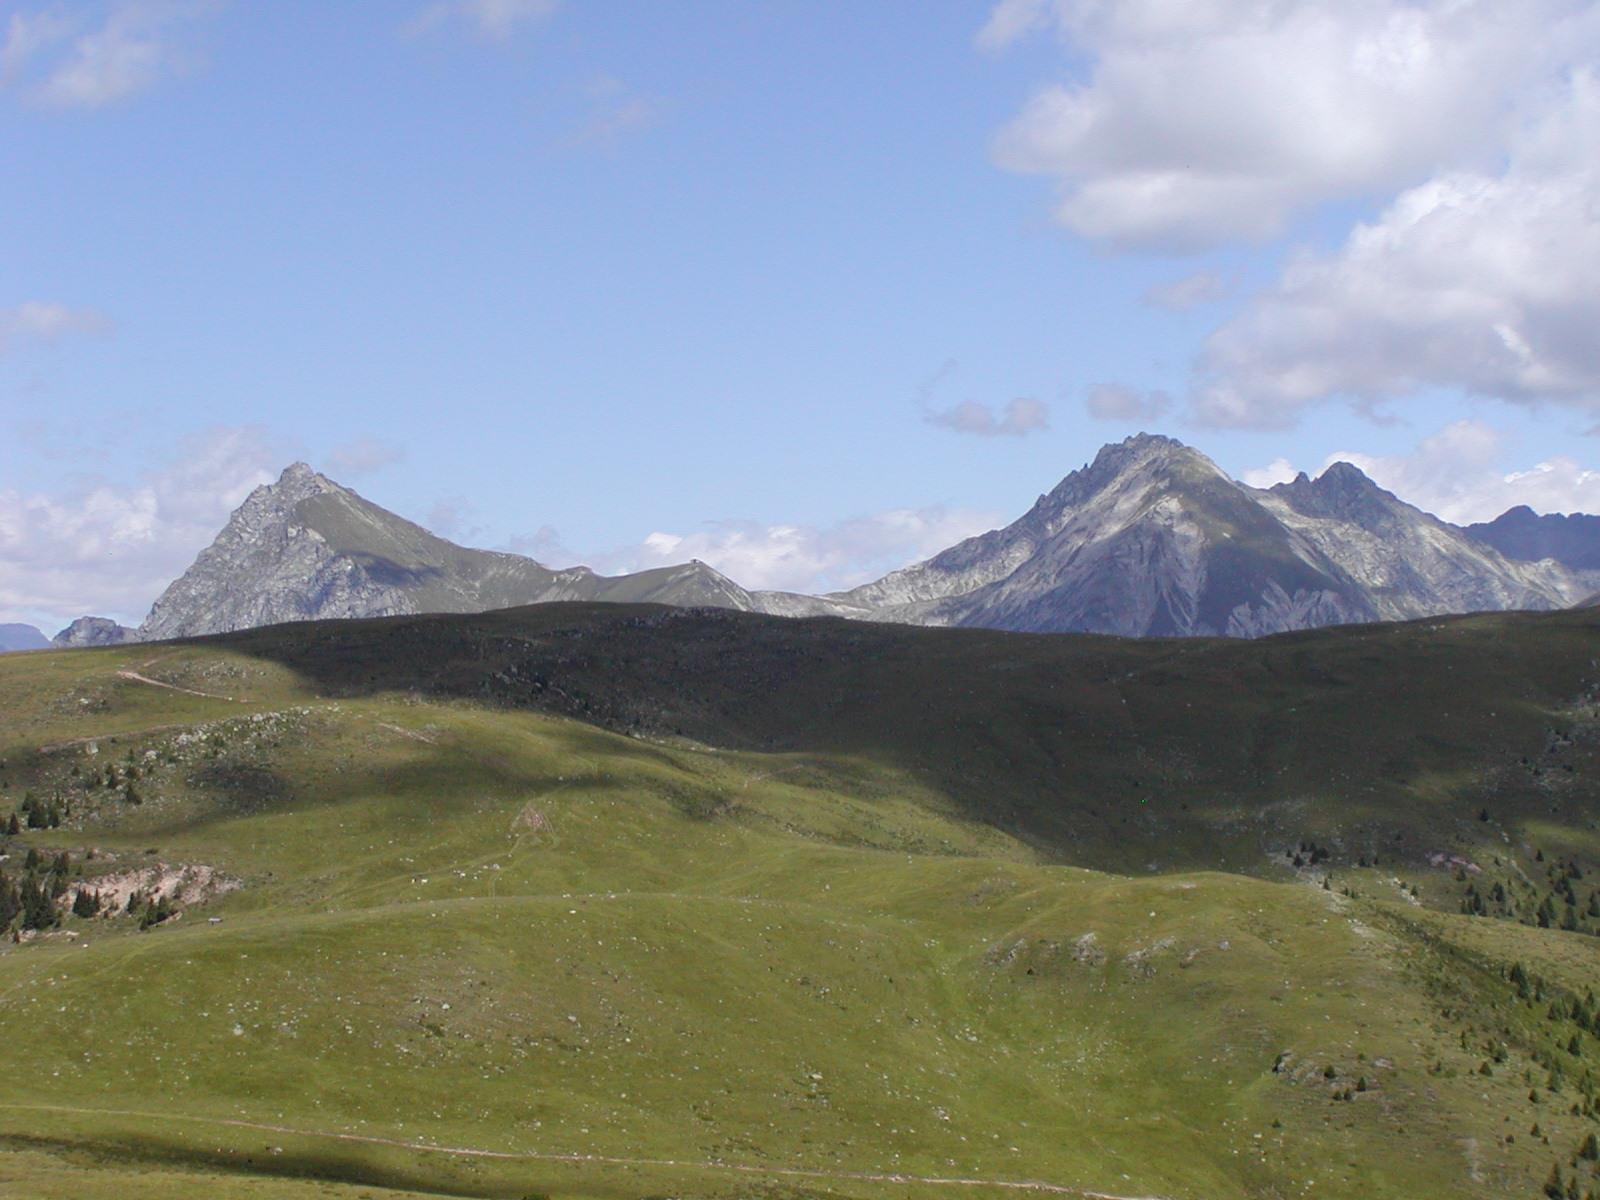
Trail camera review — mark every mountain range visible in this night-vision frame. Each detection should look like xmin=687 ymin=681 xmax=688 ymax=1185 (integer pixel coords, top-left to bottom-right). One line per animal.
xmin=28 ymin=433 xmax=1600 ymax=647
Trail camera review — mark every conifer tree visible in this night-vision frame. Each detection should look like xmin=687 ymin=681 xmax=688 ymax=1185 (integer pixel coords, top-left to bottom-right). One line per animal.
xmin=0 ymin=873 xmax=19 ymax=929
xmin=20 ymin=879 xmax=55 ymax=930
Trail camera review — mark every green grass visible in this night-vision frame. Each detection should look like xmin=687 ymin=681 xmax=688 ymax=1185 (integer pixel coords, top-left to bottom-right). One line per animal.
xmin=0 ymin=607 xmax=1597 ymax=1198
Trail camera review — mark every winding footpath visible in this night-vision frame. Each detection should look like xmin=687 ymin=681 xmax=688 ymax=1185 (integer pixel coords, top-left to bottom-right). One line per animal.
xmin=0 ymin=1101 xmax=1172 ymax=1200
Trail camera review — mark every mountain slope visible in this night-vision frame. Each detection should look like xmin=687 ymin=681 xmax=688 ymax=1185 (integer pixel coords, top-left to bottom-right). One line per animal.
xmin=1467 ymin=504 xmax=1600 ymax=571
xmin=1259 ymin=464 xmax=1589 ymax=620
xmin=0 ymin=623 xmax=47 ymax=652
xmin=836 ymin=434 xmax=1596 ymax=638
xmin=51 ymin=437 xmax=1600 ymax=645
xmin=836 ymin=435 xmax=1376 ymax=636
xmin=137 ymin=463 xmax=834 ymax=640
xmin=1 ymin=606 xmax=1598 ymax=1199
xmin=52 ymin=616 xmax=139 ymax=647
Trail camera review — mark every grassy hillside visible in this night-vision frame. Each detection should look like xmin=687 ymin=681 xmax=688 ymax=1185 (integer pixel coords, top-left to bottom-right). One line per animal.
xmin=0 ymin=606 xmax=1597 ymax=1198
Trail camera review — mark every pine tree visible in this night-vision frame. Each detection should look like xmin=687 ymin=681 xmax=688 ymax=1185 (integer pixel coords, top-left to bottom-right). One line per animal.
xmin=20 ymin=879 xmax=55 ymax=931
xmin=71 ymin=889 xmax=100 ymax=919
xmin=1580 ymin=1131 xmax=1599 ymax=1161
xmin=3 ymin=813 xmax=16 ymax=836
xmin=0 ymin=874 xmax=19 ymax=930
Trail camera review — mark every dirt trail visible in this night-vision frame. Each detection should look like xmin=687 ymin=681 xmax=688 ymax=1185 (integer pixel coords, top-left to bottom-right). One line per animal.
xmin=115 ymin=669 xmax=239 ymax=702
xmin=0 ymin=1101 xmax=1172 ymax=1200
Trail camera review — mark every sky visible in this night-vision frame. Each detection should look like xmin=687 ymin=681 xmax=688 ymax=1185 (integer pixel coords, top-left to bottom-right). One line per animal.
xmin=5 ymin=0 xmax=1600 ymax=632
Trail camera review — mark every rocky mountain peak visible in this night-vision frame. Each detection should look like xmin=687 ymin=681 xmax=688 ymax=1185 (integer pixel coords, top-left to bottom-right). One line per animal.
xmin=52 ymin=616 xmax=138 ymax=648
xmin=1040 ymin=432 xmax=1226 ymax=515
xmin=264 ymin=461 xmax=341 ymax=505
xmin=1269 ymin=460 xmax=1402 ymax=527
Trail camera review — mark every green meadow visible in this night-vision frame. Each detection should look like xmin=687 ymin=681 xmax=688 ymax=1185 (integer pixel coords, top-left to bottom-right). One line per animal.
xmin=1 ymin=605 xmax=1598 ymax=1198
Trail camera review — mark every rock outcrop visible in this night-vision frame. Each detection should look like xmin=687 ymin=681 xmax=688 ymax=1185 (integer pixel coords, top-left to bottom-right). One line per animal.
xmin=136 ymin=464 xmax=841 ymax=640
xmin=51 ymin=617 xmax=139 ymax=648
xmin=831 ymin=434 xmax=1596 ymax=637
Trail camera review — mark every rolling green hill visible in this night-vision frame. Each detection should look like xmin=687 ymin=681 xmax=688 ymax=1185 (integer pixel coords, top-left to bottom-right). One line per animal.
xmin=0 ymin=605 xmax=1597 ymax=1199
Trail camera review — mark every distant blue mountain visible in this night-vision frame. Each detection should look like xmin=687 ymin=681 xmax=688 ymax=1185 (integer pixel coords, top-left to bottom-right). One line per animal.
xmin=0 ymin=624 xmax=49 ymax=653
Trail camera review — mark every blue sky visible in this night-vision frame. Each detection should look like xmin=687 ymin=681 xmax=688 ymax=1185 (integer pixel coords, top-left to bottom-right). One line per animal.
xmin=5 ymin=0 xmax=1600 ymax=629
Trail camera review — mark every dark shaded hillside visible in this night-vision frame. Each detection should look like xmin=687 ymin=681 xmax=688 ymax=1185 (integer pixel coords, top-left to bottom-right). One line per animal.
xmin=202 ymin=603 xmax=1600 ymax=875
xmin=5 ymin=606 xmax=1600 ymax=1199
xmin=1468 ymin=505 xmax=1600 ymax=570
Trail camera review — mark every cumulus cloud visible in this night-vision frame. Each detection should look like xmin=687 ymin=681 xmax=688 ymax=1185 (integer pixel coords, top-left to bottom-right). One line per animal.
xmin=1247 ymin=420 xmax=1600 ymax=524
xmin=526 ymin=507 xmax=1003 ymax=595
xmin=1240 ymin=457 xmax=1298 ymax=489
xmin=0 ymin=426 xmax=280 ymax=631
xmin=975 ymin=0 xmax=1051 ymax=53
xmin=408 ymin=0 xmax=558 ymax=40
xmin=1192 ymin=72 xmax=1600 ymax=428
xmin=1 ymin=1 xmax=216 ymax=110
xmin=984 ymin=0 xmax=1596 ymax=250
xmin=925 ymin=397 xmax=1049 ymax=437
xmin=323 ymin=437 xmax=405 ymax=479
xmin=1084 ymin=383 xmax=1170 ymax=422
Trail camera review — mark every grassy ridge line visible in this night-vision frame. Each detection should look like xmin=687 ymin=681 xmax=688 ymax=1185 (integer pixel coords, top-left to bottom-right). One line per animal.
xmin=2 ymin=611 xmax=1599 ymax=1197
xmin=192 ymin=601 xmax=1600 ymax=873
xmin=0 ymin=1102 xmax=1171 ymax=1200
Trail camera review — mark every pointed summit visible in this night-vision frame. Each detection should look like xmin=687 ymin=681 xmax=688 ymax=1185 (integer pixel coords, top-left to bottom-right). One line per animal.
xmin=1269 ymin=460 xmax=1400 ymax=526
xmin=133 ymin=463 xmax=794 ymax=641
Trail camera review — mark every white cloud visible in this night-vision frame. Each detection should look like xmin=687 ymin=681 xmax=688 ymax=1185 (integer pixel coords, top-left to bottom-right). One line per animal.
xmin=0 ymin=301 xmax=112 ymax=349
xmin=323 ymin=437 xmax=405 ymax=479
xmin=0 ymin=426 xmax=280 ymax=631
xmin=1 ymin=10 xmax=74 ymax=82
xmin=1143 ymin=271 xmax=1225 ymax=311
xmin=1192 ymin=71 xmax=1600 ymax=428
xmin=976 ymin=0 xmax=1051 ymax=52
xmin=1240 ymin=457 xmax=1297 ymax=489
xmin=2 ymin=2 xmax=216 ymax=110
xmin=1248 ymin=420 xmax=1600 ymax=524
xmin=1085 ymin=383 xmax=1170 ymax=422
xmin=530 ymin=507 xmax=1004 ymax=595
xmin=408 ymin=0 xmax=558 ymax=41
xmin=925 ymin=396 xmax=1049 ymax=437
xmin=984 ymin=0 xmax=1596 ymax=250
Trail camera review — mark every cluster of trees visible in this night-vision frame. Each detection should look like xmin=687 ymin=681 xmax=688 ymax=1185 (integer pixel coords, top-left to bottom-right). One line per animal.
xmin=1286 ymin=840 xmax=1333 ymax=869
xmin=1542 ymin=1137 xmax=1598 ymax=1199
xmin=125 ymin=889 xmax=175 ymax=930
xmin=12 ymin=792 xmax=62 ymax=831
xmin=1463 ymin=857 xmax=1599 ymax=936
xmin=0 ymin=850 xmax=78 ymax=933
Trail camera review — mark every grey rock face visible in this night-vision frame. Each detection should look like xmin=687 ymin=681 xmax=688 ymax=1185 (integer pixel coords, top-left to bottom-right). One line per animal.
xmin=136 ymin=464 xmax=830 ymax=640
xmin=1465 ymin=506 xmax=1600 ymax=571
xmin=0 ymin=624 xmax=50 ymax=652
xmin=835 ymin=435 xmax=1372 ymax=637
xmin=836 ymin=433 xmax=1594 ymax=638
xmin=52 ymin=617 xmax=139 ymax=648
xmin=1258 ymin=467 xmax=1592 ymax=621
xmin=122 ymin=438 xmax=1600 ymax=647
